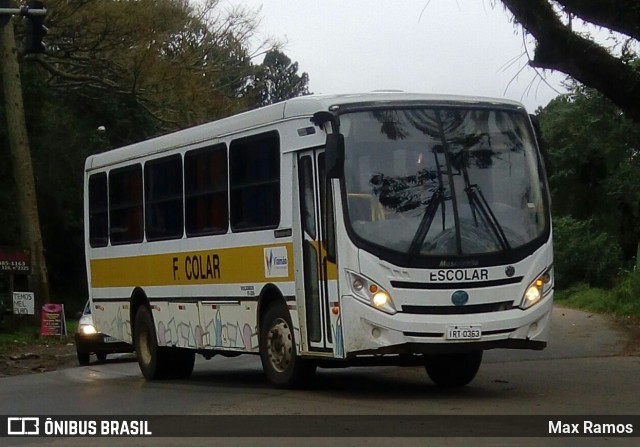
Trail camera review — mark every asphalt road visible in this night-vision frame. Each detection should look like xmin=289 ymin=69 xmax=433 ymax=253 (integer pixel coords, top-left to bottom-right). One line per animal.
xmin=1 ymin=305 xmax=638 ymax=447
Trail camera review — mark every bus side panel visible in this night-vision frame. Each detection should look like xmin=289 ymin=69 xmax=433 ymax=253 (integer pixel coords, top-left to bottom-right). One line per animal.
xmin=149 ymin=301 xmax=172 ymax=347
xmin=153 ymin=302 xmax=201 ymax=348
xmin=91 ymin=299 xmax=131 ymax=344
xmin=199 ymin=301 xmax=260 ymax=352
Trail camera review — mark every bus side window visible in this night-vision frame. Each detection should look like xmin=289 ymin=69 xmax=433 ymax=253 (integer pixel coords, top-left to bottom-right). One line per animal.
xmin=145 ymin=155 xmax=183 ymax=241
xmin=230 ymin=131 xmax=280 ymax=232
xmin=185 ymin=144 xmax=229 ymax=236
xmin=88 ymin=173 xmax=109 ymax=247
xmin=109 ymin=165 xmax=143 ymax=245
xmin=299 ymin=155 xmax=317 ymax=239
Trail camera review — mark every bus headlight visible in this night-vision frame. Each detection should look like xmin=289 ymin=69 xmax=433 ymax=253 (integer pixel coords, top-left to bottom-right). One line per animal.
xmin=346 ymin=271 xmax=396 ymax=315
xmin=520 ymin=267 xmax=553 ymax=309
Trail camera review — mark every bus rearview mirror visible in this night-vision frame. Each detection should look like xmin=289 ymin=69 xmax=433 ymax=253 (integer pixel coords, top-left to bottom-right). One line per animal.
xmin=325 ymin=133 xmax=344 ymax=179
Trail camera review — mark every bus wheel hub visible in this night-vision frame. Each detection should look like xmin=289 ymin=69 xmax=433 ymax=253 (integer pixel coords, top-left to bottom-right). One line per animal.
xmin=267 ymin=318 xmax=292 ymax=372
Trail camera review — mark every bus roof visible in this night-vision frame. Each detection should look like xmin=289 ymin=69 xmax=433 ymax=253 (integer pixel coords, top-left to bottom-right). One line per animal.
xmin=85 ymin=92 xmax=526 ymax=171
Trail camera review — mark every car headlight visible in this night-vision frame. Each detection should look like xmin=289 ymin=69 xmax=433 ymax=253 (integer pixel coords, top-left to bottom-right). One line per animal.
xmin=346 ymin=270 xmax=396 ymax=314
xmin=520 ymin=267 xmax=553 ymax=309
xmin=80 ymin=324 xmax=97 ymax=335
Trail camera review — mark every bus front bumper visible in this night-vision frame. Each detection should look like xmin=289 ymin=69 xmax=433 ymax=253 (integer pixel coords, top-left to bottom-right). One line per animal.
xmin=339 ymin=293 xmax=553 ymax=356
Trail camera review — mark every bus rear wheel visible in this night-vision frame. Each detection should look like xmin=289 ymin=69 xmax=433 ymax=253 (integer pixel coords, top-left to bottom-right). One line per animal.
xmin=134 ymin=305 xmax=171 ymax=380
xmin=424 ymin=351 xmax=483 ymax=387
xmin=259 ymin=303 xmax=315 ymax=388
xmin=134 ymin=306 xmax=196 ymax=380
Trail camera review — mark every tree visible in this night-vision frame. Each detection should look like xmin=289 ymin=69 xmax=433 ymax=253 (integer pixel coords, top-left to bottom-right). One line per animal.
xmin=538 ymin=81 xmax=640 ymax=263
xmin=552 ymin=216 xmax=622 ymax=287
xmin=248 ymin=49 xmax=310 ymax=107
xmin=1 ymin=10 xmax=51 ymax=307
xmin=499 ymin=0 xmax=640 ymax=124
xmin=26 ymin=0 xmax=266 ymax=128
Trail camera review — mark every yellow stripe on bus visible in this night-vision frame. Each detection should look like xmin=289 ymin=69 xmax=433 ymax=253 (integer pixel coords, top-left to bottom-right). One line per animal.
xmin=90 ymin=241 xmax=338 ymax=288
xmin=90 ymin=243 xmax=295 ymax=288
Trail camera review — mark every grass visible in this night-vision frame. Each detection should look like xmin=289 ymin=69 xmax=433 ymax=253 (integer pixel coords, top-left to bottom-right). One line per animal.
xmin=555 ymin=270 xmax=640 ymax=321
xmin=0 ymin=318 xmax=77 ymax=354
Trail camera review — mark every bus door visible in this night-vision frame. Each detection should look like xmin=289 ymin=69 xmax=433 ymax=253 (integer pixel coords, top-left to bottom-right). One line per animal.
xmin=296 ymin=149 xmax=338 ymax=353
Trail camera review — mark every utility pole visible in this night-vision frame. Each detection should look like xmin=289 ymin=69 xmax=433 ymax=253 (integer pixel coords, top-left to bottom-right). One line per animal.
xmin=0 ymin=0 xmax=51 ymax=314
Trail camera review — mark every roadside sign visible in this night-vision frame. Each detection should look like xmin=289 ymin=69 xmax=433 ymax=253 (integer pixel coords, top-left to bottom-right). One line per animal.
xmin=0 ymin=247 xmax=31 ymax=273
xmin=12 ymin=291 xmax=35 ymax=315
xmin=40 ymin=303 xmax=67 ymax=336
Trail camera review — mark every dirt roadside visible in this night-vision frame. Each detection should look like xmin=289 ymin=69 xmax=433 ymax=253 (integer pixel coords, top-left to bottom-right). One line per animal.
xmin=0 ymin=338 xmax=78 ymax=377
xmin=619 ymin=315 xmax=640 ymax=356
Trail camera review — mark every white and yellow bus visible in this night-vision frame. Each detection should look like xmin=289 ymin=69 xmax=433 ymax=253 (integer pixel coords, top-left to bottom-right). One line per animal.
xmin=84 ymin=92 xmax=553 ymax=388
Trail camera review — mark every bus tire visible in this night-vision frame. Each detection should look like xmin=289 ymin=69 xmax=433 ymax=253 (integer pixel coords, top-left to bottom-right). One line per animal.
xmin=424 ymin=351 xmax=483 ymax=387
xmin=259 ymin=303 xmax=316 ymax=388
xmin=134 ymin=306 xmax=170 ymax=380
xmin=166 ymin=348 xmax=196 ymax=379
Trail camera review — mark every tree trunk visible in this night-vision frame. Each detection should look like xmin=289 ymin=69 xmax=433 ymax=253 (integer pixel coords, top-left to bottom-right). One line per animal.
xmin=0 ymin=17 xmax=51 ymax=311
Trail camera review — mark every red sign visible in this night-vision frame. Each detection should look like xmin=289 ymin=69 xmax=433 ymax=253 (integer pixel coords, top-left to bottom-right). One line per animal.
xmin=40 ymin=304 xmax=67 ymax=336
xmin=0 ymin=247 xmax=31 ymax=273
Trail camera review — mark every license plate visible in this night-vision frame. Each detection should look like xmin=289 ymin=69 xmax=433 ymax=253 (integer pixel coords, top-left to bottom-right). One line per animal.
xmin=446 ymin=326 xmax=481 ymax=340
xmin=103 ymin=336 xmax=119 ymax=343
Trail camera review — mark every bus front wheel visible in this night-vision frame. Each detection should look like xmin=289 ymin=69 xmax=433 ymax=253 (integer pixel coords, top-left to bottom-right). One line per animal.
xmin=259 ymin=303 xmax=316 ymax=388
xmin=424 ymin=351 xmax=483 ymax=387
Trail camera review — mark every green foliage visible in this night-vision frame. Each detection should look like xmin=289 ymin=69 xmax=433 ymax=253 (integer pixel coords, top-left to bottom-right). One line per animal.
xmin=0 ymin=325 xmax=41 ymax=346
xmin=38 ymin=0 xmax=258 ymax=126
xmin=538 ymin=79 xmax=640 ymax=287
xmin=611 ymin=271 xmax=640 ymax=315
xmin=553 ymin=216 xmax=622 ymax=287
xmin=554 ymin=284 xmax=611 ymax=312
xmin=0 ymin=320 xmax=77 ymax=350
xmin=555 ymin=272 xmax=640 ymax=318
xmin=247 ymin=49 xmax=311 ymax=107
xmin=540 ymin=83 xmax=640 ymax=234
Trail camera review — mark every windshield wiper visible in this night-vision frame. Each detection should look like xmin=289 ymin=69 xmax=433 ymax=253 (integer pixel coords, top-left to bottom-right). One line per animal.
xmin=465 ymin=184 xmax=511 ymax=251
xmin=409 ymin=187 xmax=444 ymax=255
xmin=455 ymin=146 xmax=511 ymax=252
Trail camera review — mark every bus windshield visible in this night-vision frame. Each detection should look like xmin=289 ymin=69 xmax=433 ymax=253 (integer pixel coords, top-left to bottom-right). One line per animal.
xmin=341 ymin=107 xmax=548 ymax=257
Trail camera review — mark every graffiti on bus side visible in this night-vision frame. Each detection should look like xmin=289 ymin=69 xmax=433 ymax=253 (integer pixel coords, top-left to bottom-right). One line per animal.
xmin=154 ymin=308 xmax=259 ymax=351
xmin=153 ymin=306 xmax=302 ymax=353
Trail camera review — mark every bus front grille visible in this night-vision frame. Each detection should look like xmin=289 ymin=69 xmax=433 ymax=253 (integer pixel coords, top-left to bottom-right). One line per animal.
xmin=401 ymin=301 xmax=514 ymax=315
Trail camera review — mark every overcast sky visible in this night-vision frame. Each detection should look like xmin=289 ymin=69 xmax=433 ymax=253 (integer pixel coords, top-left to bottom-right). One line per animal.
xmin=222 ymin=0 xmax=567 ymax=112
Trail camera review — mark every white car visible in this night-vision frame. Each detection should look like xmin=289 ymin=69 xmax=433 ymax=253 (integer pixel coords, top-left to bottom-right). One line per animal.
xmin=74 ymin=301 xmax=133 ymax=365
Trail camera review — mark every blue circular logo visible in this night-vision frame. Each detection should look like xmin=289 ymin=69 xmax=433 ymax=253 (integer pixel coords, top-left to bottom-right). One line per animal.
xmin=451 ymin=290 xmax=469 ymax=306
